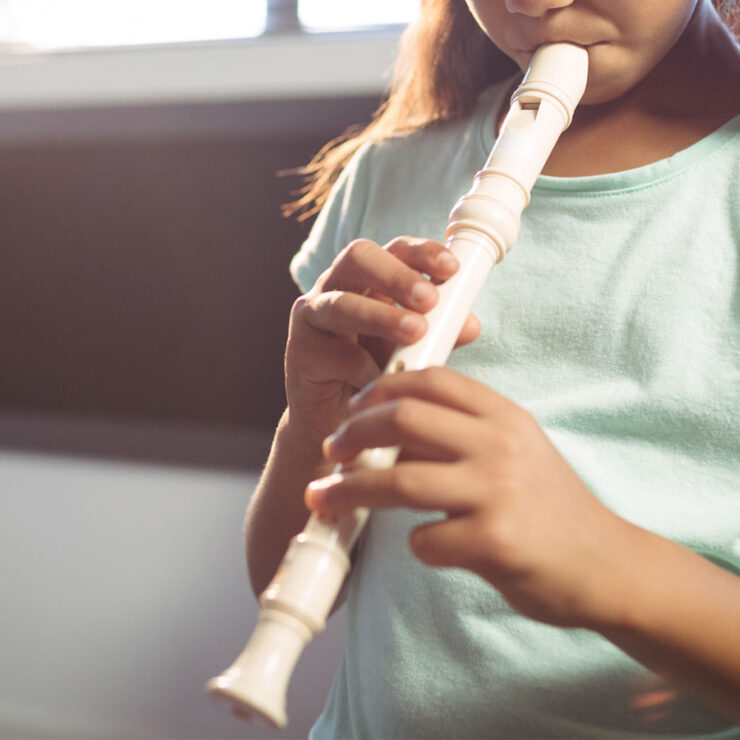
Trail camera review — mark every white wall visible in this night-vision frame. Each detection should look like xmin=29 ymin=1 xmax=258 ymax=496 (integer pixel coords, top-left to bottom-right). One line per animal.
xmin=0 ymin=450 xmax=345 ymax=739
xmin=0 ymin=33 xmax=400 ymax=109
xmin=0 ymin=27 xmax=381 ymax=740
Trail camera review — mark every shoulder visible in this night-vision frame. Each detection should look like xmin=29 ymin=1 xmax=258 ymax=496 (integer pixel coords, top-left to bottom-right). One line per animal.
xmin=723 ymin=115 xmax=740 ymax=181
xmin=289 ymin=80 xmax=513 ymax=292
xmin=705 ymin=114 xmax=740 ymax=220
xmin=362 ymin=79 xmax=513 ymax=174
xmin=351 ymin=79 xmax=514 ymax=216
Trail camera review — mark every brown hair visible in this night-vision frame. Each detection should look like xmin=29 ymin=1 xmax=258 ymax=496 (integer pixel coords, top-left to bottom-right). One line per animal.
xmin=718 ymin=0 xmax=740 ymax=33
xmin=285 ymin=0 xmax=739 ymax=221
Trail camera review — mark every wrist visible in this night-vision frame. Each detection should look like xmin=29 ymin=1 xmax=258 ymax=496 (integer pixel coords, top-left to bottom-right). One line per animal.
xmin=277 ymin=408 xmax=333 ymax=474
xmin=591 ymin=521 xmax=719 ymax=648
xmin=591 ymin=530 xmax=740 ymax=722
xmin=580 ymin=514 xmax=669 ymax=634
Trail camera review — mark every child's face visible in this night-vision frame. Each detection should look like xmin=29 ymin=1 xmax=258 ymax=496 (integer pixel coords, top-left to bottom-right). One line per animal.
xmin=464 ymin=0 xmax=699 ymax=103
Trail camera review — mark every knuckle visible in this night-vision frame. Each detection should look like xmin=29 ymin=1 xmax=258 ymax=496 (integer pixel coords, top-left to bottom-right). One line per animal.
xmin=355 ymin=382 xmax=381 ymax=407
xmin=314 ymin=290 xmax=343 ymax=325
xmin=325 ymin=290 xmax=343 ymax=312
xmin=291 ymin=294 xmax=310 ymax=319
xmin=502 ymin=409 xmax=537 ymax=454
xmin=384 ymin=235 xmax=413 ymax=253
xmin=497 ymin=430 xmax=522 ymax=458
xmin=391 ymin=466 xmax=422 ymax=499
xmin=389 ymin=267 xmax=411 ymax=297
xmin=426 ymin=239 xmax=445 ymax=256
xmin=482 ymin=515 xmax=519 ymax=564
xmin=343 ymin=238 xmax=376 ymax=264
xmin=418 ymin=366 xmax=447 ymax=392
xmin=334 ymin=417 xmax=352 ymax=441
xmin=389 ymin=399 xmax=418 ymax=433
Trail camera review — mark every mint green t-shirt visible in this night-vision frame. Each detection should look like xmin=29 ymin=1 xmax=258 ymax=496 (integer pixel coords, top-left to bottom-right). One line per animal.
xmin=290 ymin=80 xmax=740 ymax=738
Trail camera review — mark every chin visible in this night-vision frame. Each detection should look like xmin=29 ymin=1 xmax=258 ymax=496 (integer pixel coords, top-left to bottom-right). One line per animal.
xmin=578 ymin=48 xmax=648 ymax=106
xmin=580 ymin=83 xmax=628 ymax=105
xmin=580 ymin=69 xmax=647 ymax=105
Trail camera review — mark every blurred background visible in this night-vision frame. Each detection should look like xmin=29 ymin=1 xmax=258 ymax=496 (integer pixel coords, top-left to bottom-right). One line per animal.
xmin=0 ymin=1 xmax=419 ymax=737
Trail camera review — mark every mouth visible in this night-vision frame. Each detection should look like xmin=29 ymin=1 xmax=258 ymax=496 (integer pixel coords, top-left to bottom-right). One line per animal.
xmin=518 ymin=41 xmax=608 ymax=53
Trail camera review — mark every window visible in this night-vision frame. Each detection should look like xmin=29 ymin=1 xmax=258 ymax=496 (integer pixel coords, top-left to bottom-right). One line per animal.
xmin=0 ymin=1 xmax=420 ymax=52
xmin=298 ymin=0 xmax=420 ymax=32
xmin=0 ymin=0 xmax=267 ymax=51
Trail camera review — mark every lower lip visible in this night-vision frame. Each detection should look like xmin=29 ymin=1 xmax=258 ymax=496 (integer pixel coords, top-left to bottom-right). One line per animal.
xmin=520 ymin=42 xmax=606 ymax=53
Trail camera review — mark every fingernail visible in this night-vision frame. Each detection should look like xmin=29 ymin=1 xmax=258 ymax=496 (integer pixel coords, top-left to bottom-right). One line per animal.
xmin=306 ymin=473 xmax=343 ymax=507
xmin=399 ymin=314 xmax=426 ymax=338
xmin=305 ymin=485 xmax=326 ymax=508
xmin=322 ymin=432 xmax=339 ymax=456
xmin=437 ymin=251 xmax=458 ymax=271
xmin=411 ymin=281 xmax=436 ymax=307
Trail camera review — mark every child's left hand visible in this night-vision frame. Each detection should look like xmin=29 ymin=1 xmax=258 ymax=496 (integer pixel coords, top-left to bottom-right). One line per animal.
xmin=305 ymin=367 xmax=644 ymax=631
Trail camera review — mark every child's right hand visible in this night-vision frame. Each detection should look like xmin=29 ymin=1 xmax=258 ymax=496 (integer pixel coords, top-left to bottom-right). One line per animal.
xmin=285 ymin=236 xmax=480 ymax=447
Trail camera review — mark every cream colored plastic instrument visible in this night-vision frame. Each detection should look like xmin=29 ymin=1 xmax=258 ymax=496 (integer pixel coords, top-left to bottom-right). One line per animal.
xmin=206 ymin=42 xmax=589 ymax=729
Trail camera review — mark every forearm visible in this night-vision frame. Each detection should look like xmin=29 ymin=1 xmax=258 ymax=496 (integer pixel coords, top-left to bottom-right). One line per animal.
xmin=598 ymin=524 xmax=740 ymax=723
xmin=244 ymin=408 xmax=334 ymax=598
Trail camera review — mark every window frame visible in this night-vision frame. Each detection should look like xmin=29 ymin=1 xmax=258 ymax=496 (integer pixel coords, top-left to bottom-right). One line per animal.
xmin=0 ymin=0 xmax=415 ymax=52
xmin=0 ymin=0 xmax=416 ymax=111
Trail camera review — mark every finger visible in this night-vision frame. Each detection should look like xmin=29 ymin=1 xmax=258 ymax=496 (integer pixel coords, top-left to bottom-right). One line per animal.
xmin=322 ymin=239 xmax=440 ymax=313
xmin=409 ymin=515 xmax=489 ymax=571
xmin=453 ymin=313 xmax=481 ymax=349
xmin=305 ymin=290 xmax=428 ymax=346
xmin=358 ymin=334 xmax=398 ymax=372
xmin=350 ymin=367 xmax=518 ymax=419
xmin=291 ymin=331 xmax=382 ymax=390
xmin=323 ymin=398 xmax=479 ymax=463
xmin=360 ymin=288 xmax=395 ymax=307
xmin=384 ymin=237 xmax=460 ymax=283
xmin=305 ymin=462 xmax=477 ymax=515
xmin=356 ymin=311 xmax=479 ymax=368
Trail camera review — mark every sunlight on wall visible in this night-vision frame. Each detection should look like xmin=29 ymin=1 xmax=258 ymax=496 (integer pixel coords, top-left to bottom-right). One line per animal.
xmin=299 ymin=0 xmax=420 ymax=31
xmin=0 ymin=1 xmax=421 ymax=51
xmin=0 ymin=0 xmax=267 ymax=50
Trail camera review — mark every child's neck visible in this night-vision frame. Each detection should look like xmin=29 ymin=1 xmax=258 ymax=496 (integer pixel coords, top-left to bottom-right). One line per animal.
xmin=532 ymin=4 xmax=740 ymax=178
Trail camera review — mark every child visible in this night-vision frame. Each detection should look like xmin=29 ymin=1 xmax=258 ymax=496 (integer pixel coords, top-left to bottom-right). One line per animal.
xmin=246 ymin=0 xmax=740 ymax=736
